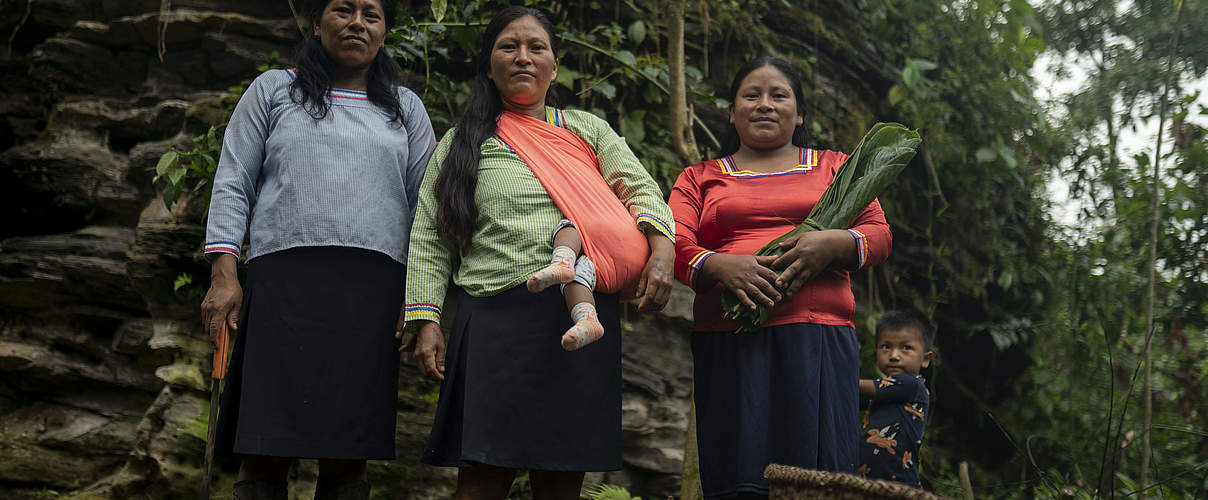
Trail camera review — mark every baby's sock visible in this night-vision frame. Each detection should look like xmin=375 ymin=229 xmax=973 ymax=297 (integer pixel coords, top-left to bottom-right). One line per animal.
xmin=527 ymin=246 xmax=576 ymax=292
xmin=562 ymin=302 xmax=604 ymax=351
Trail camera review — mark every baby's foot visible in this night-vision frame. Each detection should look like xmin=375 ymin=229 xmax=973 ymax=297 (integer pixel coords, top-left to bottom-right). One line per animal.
xmin=562 ymin=318 xmax=604 ymax=351
xmin=562 ymin=302 xmax=603 ymax=350
xmin=527 ymin=246 xmax=576 ymax=292
xmin=527 ymin=263 xmax=575 ymax=292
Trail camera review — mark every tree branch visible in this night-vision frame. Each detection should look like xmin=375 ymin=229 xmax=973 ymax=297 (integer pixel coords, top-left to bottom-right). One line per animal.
xmin=1141 ymin=2 xmax=1184 ymax=498
xmin=668 ymin=0 xmax=699 ymax=165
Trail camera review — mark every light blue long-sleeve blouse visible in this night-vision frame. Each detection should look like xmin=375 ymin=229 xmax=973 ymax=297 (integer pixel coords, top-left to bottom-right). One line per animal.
xmin=203 ymin=69 xmax=436 ymax=264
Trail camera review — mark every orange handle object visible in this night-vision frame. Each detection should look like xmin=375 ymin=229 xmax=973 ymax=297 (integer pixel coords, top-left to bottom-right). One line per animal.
xmin=212 ymin=322 xmax=231 ymax=380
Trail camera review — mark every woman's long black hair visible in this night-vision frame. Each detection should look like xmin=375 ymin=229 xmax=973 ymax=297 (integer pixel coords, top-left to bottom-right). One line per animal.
xmin=290 ymin=0 xmax=404 ymax=123
xmin=435 ymin=6 xmax=559 ymax=254
xmin=719 ymin=56 xmax=809 ymax=156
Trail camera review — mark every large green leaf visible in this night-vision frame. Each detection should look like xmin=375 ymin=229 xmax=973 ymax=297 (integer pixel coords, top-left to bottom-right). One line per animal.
xmin=155 ymin=150 xmax=177 ymax=177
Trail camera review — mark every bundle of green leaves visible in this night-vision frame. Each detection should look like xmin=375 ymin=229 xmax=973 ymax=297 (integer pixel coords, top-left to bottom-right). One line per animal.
xmin=721 ymin=123 xmax=922 ymax=330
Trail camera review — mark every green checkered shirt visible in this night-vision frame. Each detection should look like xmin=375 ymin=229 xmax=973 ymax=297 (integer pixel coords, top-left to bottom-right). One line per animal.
xmin=404 ymin=107 xmax=675 ymax=326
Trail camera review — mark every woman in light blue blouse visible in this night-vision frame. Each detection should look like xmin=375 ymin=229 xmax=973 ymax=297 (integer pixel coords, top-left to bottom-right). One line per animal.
xmin=199 ymin=0 xmax=435 ymax=497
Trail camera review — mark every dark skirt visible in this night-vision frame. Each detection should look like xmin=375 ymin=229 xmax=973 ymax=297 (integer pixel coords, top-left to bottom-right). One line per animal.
xmin=422 ymin=285 xmax=622 ymax=471
xmin=692 ymin=323 xmax=860 ymax=499
xmin=215 ymin=246 xmax=404 ymax=460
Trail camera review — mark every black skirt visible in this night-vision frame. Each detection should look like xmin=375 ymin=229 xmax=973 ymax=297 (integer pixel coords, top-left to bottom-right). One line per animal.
xmin=214 ymin=246 xmax=404 ymax=460
xmin=421 ymin=285 xmax=622 ymax=471
xmin=692 ymin=323 xmax=860 ymax=499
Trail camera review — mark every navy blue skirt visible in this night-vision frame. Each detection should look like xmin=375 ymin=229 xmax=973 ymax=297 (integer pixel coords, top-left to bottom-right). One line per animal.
xmin=692 ymin=323 xmax=860 ymax=499
xmin=215 ymin=246 xmax=404 ymax=460
xmin=422 ymin=285 xmax=622 ymax=471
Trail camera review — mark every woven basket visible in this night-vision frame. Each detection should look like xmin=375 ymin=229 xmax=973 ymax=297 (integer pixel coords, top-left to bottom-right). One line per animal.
xmin=763 ymin=464 xmax=946 ymax=500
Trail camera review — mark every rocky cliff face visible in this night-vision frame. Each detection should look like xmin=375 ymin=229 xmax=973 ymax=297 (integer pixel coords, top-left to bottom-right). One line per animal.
xmin=0 ymin=2 xmax=698 ymax=499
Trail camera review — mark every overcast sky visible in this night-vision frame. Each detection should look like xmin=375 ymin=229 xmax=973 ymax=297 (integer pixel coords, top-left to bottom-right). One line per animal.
xmin=1032 ymin=49 xmax=1208 ymax=229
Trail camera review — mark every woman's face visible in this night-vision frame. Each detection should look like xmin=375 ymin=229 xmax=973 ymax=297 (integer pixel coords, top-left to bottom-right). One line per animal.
xmin=487 ymin=16 xmax=558 ymax=109
xmin=729 ymin=65 xmax=803 ymax=151
xmin=313 ymin=0 xmax=387 ymax=73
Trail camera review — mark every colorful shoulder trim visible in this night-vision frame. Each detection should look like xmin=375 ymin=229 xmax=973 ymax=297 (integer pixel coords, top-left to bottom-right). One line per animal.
xmin=718 ymin=147 xmax=818 ymax=178
xmin=495 ymin=136 xmax=517 ymax=154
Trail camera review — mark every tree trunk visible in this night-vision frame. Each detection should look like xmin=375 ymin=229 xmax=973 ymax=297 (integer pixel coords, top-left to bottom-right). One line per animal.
xmin=667 ymin=0 xmax=700 ymax=166
xmin=679 ymin=384 xmax=702 ymax=500
xmin=1141 ymin=3 xmax=1184 ymax=498
xmin=671 ymin=5 xmax=701 ymax=493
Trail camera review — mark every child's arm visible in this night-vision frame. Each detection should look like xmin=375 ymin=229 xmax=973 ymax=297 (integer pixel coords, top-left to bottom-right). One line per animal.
xmin=865 ymin=373 xmax=924 ymax=404
xmin=859 ymin=379 xmax=877 ymax=398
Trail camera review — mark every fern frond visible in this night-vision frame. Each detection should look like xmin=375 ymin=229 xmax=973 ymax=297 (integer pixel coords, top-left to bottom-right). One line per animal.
xmin=583 ymin=483 xmax=640 ymax=500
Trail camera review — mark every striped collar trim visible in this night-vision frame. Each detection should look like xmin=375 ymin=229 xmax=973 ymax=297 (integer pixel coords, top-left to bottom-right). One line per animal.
xmin=495 ymin=136 xmax=516 ymax=153
xmin=328 ymin=88 xmax=369 ymax=100
xmin=285 ymin=68 xmax=371 ymax=101
xmin=545 ymin=106 xmax=566 ymax=128
xmin=718 ymin=147 xmax=817 ymax=178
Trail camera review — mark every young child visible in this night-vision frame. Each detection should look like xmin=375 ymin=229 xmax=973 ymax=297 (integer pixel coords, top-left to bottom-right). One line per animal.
xmin=527 ymin=219 xmax=604 ymax=351
xmin=857 ymin=309 xmax=935 ymax=487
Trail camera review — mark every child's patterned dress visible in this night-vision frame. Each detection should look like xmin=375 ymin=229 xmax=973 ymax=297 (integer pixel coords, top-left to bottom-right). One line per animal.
xmin=858 ymin=372 xmax=929 ymax=487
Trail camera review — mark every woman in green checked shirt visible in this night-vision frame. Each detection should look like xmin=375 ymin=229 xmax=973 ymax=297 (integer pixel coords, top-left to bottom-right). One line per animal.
xmin=397 ymin=6 xmax=675 ymax=498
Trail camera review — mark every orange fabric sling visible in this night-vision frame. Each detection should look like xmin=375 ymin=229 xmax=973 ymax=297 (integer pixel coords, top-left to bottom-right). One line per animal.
xmin=496 ymin=111 xmax=649 ymax=296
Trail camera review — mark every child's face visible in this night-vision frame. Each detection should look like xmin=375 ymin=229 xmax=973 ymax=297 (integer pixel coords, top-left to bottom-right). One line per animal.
xmin=875 ymin=327 xmax=933 ymax=377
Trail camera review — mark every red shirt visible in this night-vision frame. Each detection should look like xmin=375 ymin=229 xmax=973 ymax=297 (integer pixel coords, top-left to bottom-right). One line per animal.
xmin=669 ymin=148 xmax=892 ymax=331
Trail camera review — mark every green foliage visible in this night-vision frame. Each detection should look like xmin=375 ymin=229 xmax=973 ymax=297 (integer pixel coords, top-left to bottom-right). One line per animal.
xmin=898 ymin=1 xmax=1208 ymax=497
xmin=1010 ymin=1 xmax=1208 ymax=497
xmin=509 ymin=471 xmax=531 ymax=498
xmin=871 ymin=0 xmax=1052 ymax=312
xmin=172 ymin=272 xmax=193 ymax=292
xmin=153 ymin=125 xmax=223 ymax=210
xmin=583 ymin=483 xmax=641 ymax=500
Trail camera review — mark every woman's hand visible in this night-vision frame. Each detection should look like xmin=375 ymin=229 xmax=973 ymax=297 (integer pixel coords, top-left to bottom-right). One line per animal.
xmin=700 ymin=253 xmax=781 ymax=310
xmin=635 ymin=235 xmax=675 ymax=312
xmin=410 ymin=321 xmax=446 ymax=381
xmin=770 ymin=229 xmax=857 ymax=296
xmin=200 ymin=253 xmax=242 ymax=345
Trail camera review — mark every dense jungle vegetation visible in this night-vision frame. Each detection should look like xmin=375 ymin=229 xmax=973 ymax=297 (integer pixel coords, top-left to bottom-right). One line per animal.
xmin=160 ymin=0 xmax=1208 ymax=497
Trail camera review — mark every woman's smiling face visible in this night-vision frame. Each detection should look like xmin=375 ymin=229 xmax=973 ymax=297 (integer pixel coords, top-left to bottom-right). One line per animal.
xmin=486 ymin=15 xmax=558 ymax=110
xmin=730 ymin=64 xmax=803 ymax=151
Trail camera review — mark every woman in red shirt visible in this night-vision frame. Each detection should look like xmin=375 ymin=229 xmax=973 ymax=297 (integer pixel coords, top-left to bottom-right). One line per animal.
xmin=669 ymin=56 xmax=891 ymax=499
